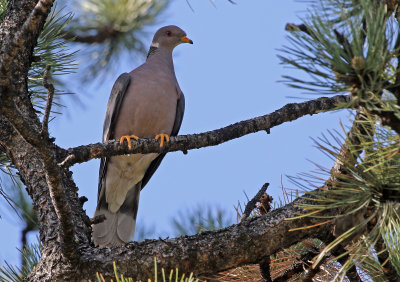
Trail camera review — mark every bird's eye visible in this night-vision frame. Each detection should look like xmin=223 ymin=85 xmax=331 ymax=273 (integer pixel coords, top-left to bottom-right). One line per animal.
xmin=166 ymin=31 xmax=172 ymax=36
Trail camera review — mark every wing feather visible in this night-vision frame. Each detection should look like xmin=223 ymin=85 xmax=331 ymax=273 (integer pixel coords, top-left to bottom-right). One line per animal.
xmin=97 ymin=73 xmax=131 ymax=201
xmin=141 ymin=93 xmax=185 ymax=188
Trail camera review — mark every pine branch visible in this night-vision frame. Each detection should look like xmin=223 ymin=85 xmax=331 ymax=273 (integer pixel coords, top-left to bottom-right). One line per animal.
xmin=324 ymin=109 xmax=370 ymax=189
xmin=21 ymin=225 xmax=35 ymax=273
xmin=58 ymin=95 xmax=351 ymax=168
xmin=62 ymin=26 xmax=118 ymax=43
xmin=285 ymin=23 xmax=312 ymax=36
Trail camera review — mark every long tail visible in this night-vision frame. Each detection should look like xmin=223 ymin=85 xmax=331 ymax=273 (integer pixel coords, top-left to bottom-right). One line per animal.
xmin=92 ymin=185 xmax=141 ymax=247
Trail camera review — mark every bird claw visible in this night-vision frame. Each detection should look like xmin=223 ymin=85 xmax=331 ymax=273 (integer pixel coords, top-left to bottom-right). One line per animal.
xmin=155 ymin=133 xmax=170 ymax=147
xmin=120 ymin=134 xmax=139 ymax=149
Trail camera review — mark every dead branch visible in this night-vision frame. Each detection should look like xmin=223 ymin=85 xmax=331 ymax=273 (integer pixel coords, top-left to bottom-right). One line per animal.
xmin=241 ymin=183 xmax=270 ymax=221
xmin=240 ymin=183 xmax=273 ymax=281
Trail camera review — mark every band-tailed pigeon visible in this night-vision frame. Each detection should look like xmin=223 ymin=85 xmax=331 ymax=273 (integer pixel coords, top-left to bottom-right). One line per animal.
xmin=92 ymin=25 xmax=193 ymax=247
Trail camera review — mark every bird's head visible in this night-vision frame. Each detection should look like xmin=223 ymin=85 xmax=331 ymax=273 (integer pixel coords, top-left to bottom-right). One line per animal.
xmin=151 ymin=25 xmax=193 ymax=50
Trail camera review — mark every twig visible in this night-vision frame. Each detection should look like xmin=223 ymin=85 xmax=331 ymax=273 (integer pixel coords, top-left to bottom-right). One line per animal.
xmin=331 ymin=245 xmax=362 ymax=282
xmin=79 ymin=196 xmax=88 ymax=206
xmin=21 ymin=225 xmax=33 ymax=273
xmin=272 ymin=247 xmax=320 ymax=282
xmin=185 ymin=0 xmax=194 ymax=12
xmin=58 ymin=95 xmax=351 ymax=168
xmin=62 ymin=26 xmax=118 ymax=44
xmin=91 ymin=214 xmax=106 ymax=225
xmin=41 ymin=65 xmax=54 ymax=135
xmin=333 ymin=29 xmax=354 ymax=58
xmin=241 ymin=183 xmax=270 ymax=221
xmin=302 ymin=253 xmax=328 ymax=282
xmin=285 ymin=23 xmax=312 ymax=36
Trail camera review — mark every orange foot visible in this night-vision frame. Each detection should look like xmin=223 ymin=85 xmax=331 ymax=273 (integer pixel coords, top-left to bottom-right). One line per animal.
xmin=155 ymin=133 xmax=170 ymax=147
xmin=120 ymin=134 xmax=139 ymax=149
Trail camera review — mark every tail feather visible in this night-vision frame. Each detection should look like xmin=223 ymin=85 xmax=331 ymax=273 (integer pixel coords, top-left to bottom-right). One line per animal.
xmin=117 ymin=212 xmax=136 ymax=243
xmin=92 ymin=185 xmax=141 ymax=247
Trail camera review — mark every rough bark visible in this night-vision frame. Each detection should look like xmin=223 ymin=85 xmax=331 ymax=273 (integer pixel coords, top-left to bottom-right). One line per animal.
xmin=28 ymin=197 xmax=333 ymax=280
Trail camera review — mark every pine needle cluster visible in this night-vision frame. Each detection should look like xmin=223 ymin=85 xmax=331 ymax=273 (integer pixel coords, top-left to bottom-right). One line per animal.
xmin=280 ymin=0 xmax=400 ymax=279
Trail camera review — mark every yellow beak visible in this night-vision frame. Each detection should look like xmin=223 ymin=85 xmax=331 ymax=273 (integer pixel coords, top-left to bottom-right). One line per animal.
xmin=180 ymin=36 xmax=193 ymax=44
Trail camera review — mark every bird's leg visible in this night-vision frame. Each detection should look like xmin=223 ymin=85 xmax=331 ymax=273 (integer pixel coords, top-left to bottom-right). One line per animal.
xmin=155 ymin=133 xmax=170 ymax=147
xmin=120 ymin=134 xmax=139 ymax=149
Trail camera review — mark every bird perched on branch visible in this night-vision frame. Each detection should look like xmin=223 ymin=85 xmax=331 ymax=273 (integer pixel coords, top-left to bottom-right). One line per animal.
xmin=92 ymin=25 xmax=193 ymax=247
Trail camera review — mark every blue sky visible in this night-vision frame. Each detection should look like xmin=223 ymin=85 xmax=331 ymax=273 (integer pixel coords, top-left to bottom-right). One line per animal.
xmin=0 ymin=0 xmax=351 ymax=265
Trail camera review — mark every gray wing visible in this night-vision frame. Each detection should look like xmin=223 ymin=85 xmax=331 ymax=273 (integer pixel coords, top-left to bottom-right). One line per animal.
xmin=97 ymin=73 xmax=131 ymax=201
xmin=141 ymin=93 xmax=185 ymax=188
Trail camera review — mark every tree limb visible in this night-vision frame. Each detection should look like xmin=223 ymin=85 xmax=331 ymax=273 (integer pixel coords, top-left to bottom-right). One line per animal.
xmin=59 ymin=95 xmax=351 ymax=167
xmin=324 ymin=108 xmax=370 ymax=190
xmin=27 ymin=196 xmax=333 ymax=281
xmin=0 ymin=115 xmax=80 ymax=262
xmin=0 ymin=0 xmax=55 ymax=84
xmin=0 ymin=0 xmax=80 ymax=262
